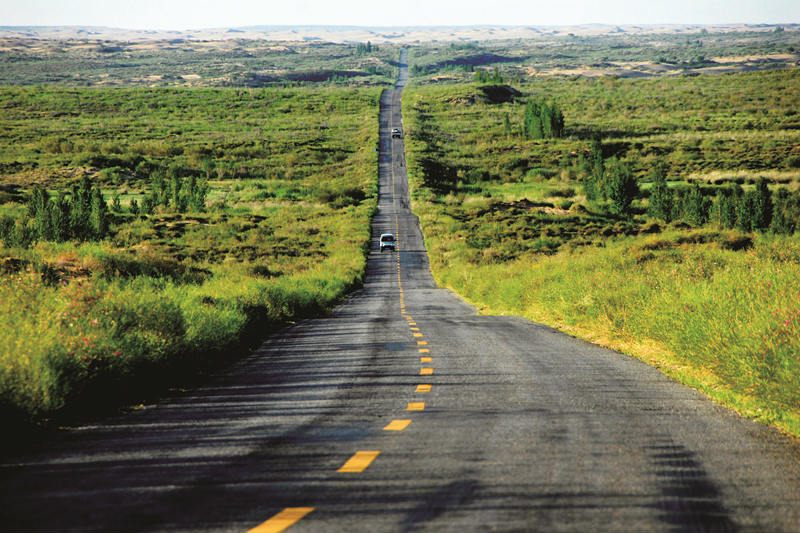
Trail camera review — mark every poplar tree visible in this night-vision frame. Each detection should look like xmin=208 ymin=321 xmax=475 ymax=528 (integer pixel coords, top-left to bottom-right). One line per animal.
xmin=647 ymin=164 xmax=673 ymax=222
xmin=605 ymin=157 xmax=638 ymax=217
xmin=752 ymin=177 xmax=773 ymax=230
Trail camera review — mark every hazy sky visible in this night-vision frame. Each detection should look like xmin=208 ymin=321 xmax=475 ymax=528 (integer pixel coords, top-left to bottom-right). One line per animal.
xmin=1 ymin=0 xmax=798 ymax=29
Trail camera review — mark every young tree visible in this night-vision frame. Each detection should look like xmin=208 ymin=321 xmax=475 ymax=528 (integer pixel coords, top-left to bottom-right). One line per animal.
xmin=89 ymin=186 xmax=108 ymax=239
xmin=737 ymin=191 xmax=757 ymax=232
xmin=647 ymin=164 xmax=673 ymax=222
xmin=582 ymin=140 xmax=605 ymax=202
xmin=605 ymin=157 xmax=638 ymax=217
xmin=522 ymin=100 xmax=565 ymax=140
xmin=718 ymin=184 xmax=742 ymax=228
xmin=752 ymin=177 xmax=773 ymax=231
xmin=683 ymin=183 xmax=711 ymax=226
xmin=770 ymin=188 xmax=793 ymax=234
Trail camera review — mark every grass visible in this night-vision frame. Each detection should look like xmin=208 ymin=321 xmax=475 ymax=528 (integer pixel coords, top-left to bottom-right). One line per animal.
xmin=0 ymin=85 xmax=381 ymax=436
xmin=403 ymin=69 xmax=800 ymax=437
xmin=421 ymin=228 xmax=800 ymax=435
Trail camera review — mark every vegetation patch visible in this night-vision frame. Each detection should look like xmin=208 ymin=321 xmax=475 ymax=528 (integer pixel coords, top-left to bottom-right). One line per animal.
xmin=403 ymin=68 xmax=800 ymax=437
xmin=0 ymin=85 xmax=380 ymax=440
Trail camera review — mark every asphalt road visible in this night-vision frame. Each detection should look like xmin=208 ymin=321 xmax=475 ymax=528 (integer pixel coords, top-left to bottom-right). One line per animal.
xmin=2 ymin=50 xmax=800 ymax=533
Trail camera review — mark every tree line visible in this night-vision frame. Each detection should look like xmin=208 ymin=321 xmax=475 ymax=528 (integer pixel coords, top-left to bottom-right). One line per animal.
xmin=0 ymin=172 xmax=208 ymax=248
xmin=648 ymin=169 xmax=799 ymax=234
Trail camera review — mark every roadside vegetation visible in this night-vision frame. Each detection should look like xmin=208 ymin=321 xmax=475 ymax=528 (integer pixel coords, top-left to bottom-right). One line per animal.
xmin=0 ymin=85 xmax=380 ymax=434
xmin=402 ymin=68 xmax=800 ymax=436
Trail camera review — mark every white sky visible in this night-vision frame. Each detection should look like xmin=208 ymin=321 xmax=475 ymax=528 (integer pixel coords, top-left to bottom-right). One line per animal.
xmin=1 ymin=0 xmax=798 ymax=30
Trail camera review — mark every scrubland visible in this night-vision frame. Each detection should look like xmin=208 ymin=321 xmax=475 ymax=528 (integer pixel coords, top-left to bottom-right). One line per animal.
xmin=403 ymin=68 xmax=800 ymax=436
xmin=0 ymin=86 xmax=380 ymax=431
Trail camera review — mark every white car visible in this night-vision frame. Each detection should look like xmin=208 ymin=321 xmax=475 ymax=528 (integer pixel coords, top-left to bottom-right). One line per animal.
xmin=391 ymin=128 xmax=402 ymax=138
xmin=380 ymin=233 xmax=396 ymax=252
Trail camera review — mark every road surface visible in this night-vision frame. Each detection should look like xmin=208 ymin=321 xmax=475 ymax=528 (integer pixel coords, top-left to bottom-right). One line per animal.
xmin=2 ymin=49 xmax=800 ymax=533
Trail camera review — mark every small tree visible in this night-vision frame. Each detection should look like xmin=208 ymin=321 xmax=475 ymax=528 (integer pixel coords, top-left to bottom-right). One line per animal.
xmin=683 ymin=183 xmax=711 ymax=226
xmin=523 ymin=100 xmax=565 ymax=140
xmin=647 ymin=164 xmax=673 ymax=222
xmin=770 ymin=188 xmax=793 ymax=234
xmin=718 ymin=185 xmax=742 ymax=228
xmin=605 ymin=157 xmax=638 ymax=217
xmin=89 ymin=187 xmax=108 ymax=239
xmin=752 ymin=177 xmax=773 ymax=231
xmin=737 ymin=191 xmax=757 ymax=232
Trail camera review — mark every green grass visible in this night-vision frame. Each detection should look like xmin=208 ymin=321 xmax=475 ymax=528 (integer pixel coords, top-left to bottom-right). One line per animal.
xmin=421 ymin=228 xmax=800 ymax=435
xmin=0 ymin=85 xmax=381 ymax=433
xmin=403 ymin=70 xmax=800 ymax=437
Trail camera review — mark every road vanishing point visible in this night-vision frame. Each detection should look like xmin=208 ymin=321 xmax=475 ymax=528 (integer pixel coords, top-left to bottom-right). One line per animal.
xmin=1 ymin=50 xmax=800 ymax=533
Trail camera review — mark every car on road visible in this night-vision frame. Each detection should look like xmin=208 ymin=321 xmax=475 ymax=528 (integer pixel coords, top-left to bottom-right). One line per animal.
xmin=391 ymin=128 xmax=402 ymax=138
xmin=379 ymin=233 xmax=396 ymax=252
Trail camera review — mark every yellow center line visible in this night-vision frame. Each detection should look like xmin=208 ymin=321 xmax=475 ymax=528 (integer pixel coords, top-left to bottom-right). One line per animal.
xmin=420 ymin=367 xmax=434 ymax=375
xmin=413 ymin=332 xmax=423 ymax=338
xmin=410 ymin=327 xmax=420 ymax=331
xmin=418 ymin=348 xmax=430 ymax=353
xmin=417 ymin=340 xmax=427 ymax=345
xmin=420 ymin=356 xmax=433 ymax=363
xmin=338 ymin=451 xmax=381 ymax=473
xmin=416 ymin=384 xmax=432 ymax=392
xmin=384 ymin=419 xmax=412 ymax=431
xmin=248 ymin=508 xmax=314 ymax=533
xmin=407 ymin=402 xmax=425 ymax=411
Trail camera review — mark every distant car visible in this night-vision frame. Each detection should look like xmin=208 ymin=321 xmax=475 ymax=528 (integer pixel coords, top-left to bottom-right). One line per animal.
xmin=380 ymin=233 xmax=396 ymax=252
xmin=391 ymin=128 xmax=402 ymax=138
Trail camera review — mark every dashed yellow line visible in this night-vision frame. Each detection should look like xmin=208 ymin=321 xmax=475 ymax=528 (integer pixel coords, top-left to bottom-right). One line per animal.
xmin=407 ymin=402 xmax=425 ymax=411
xmin=410 ymin=327 xmax=420 ymax=331
xmin=413 ymin=332 xmax=423 ymax=338
xmin=248 ymin=508 xmax=314 ymax=533
xmin=384 ymin=419 xmax=412 ymax=431
xmin=416 ymin=384 xmax=432 ymax=392
xmin=420 ymin=367 xmax=434 ymax=376
xmin=418 ymin=348 xmax=430 ymax=353
xmin=420 ymin=356 xmax=433 ymax=363
xmin=338 ymin=451 xmax=381 ymax=473
xmin=417 ymin=340 xmax=427 ymax=346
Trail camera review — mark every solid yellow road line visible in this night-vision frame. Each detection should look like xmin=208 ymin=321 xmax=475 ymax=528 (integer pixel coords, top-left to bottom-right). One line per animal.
xmin=338 ymin=451 xmax=381 ymax=473
xmin=410 ymin=327 xmax=420 ymax=331
xmin=416 ymin=384 xmax=432 ymax=392
xmin=420 ymin=367 xmax=434 ymax=375
xmin=420 ymin=356 xmax=433 ymax=363
xmin=418 ymin=348 xmax=430 ymax=353
xmin=417 ymin=340 xmax=427 ymax=346
xmin=384 ymin=419 xmax=412 ymax=431
xmin=413 ymin=332 xmax=423 ymax=338
xmin=248 ymin=508 xmax=314 ymax=533
xmin=407 ymin=402 xmax=425 ymax=411
xmin=408 ymin=322 xmax=417 ymax=326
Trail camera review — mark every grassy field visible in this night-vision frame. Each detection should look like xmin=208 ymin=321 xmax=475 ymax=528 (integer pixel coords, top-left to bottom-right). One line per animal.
xmin=402 ymin=69 xmax=800 ymax=436
xmin=0 ymin=85 xmax=380 ymax=433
